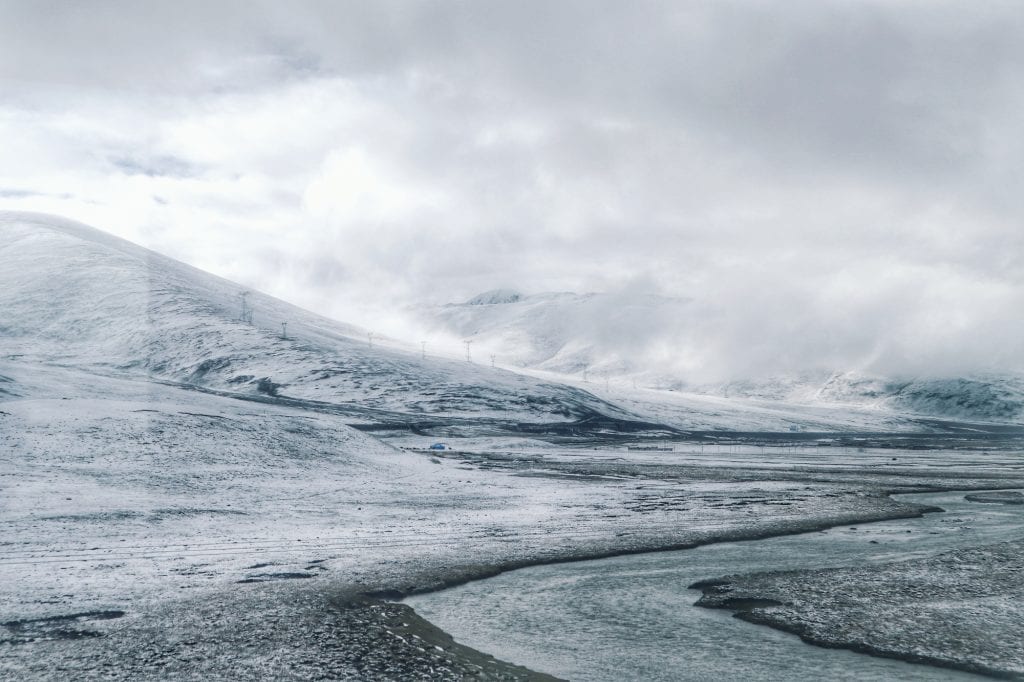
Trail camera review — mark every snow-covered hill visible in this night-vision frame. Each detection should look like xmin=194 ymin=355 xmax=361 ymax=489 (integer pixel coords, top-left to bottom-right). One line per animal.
xmin=814 ymin=372 xmax=1024 ymax=423
xmin=423 ymin=289 xmax=1024 ymax=425
xmin=5 ymin=212 xmax=1020 ymax=431
xmin=422 ymin=289 xmax=694 ymax=377
xmin=0 ymin=213 xmax=634 ymax=426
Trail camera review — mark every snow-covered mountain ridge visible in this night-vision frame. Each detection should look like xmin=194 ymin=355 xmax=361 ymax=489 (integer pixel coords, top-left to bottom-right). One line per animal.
xmin=5 ymin=212 xmax=1020 ymax=430
xmin=424 ymin=289 xmax=1024 ymax=424
xmin=817 ymin=372 xmax=1024 ymax=422
xmin=0 ymin=212 xmax=631 ymax=425
xmin=424 ymin=289 xmax=694 ymax=377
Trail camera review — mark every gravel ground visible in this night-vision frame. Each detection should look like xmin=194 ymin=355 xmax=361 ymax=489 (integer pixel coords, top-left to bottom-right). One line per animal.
xmin=0 ymin=464 xmax=1008 ymax=681
xmin=693 ymin=539 xmax=1024 ymax=680
xmin=5 ymin=367 xmax=1024 ymax=679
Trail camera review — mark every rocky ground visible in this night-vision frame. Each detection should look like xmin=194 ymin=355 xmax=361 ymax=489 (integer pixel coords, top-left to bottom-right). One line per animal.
xmin=4 ymin=367 xmax=1024 ymax=680
xmin=693 ymin=538 xmax=1024 ymax=679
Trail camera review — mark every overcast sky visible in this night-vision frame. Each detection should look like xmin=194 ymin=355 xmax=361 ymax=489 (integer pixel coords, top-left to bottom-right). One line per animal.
xmin=3 ymin=1 xmax=1024 ymax=380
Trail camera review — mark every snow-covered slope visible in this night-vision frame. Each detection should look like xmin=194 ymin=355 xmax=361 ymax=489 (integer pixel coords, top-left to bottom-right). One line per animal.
xmin=0 ymin=213 xmax=632 ymax=425
xmin=5 ymin=212 xmax=1020 ymax=431
xmin=424 ymin=289 xmax=1024 ymax=425
xmin=813 ymin=372 xmax=1024 ymax=423
xmin=423 ymin=289 xmax=693 ymax=377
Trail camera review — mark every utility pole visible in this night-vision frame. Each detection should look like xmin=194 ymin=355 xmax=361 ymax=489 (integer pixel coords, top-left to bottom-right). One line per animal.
xmin=367 ymin=331 xmax=375 ymax=349
xmin=421 ymin=341 xmax=426 ymax=360
xmin=464 ymin=340 xmax=473 ymax=363
xmin=239 ymin=291 xmax=253 ymax=325
xmin=281 ymin=322 xmax=287 ymax=339
xmin=490 ymin=354 xmax=496 ymax=368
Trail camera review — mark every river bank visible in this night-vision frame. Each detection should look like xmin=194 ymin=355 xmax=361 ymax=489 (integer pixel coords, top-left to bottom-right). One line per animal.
xmin=693 ymin=524 xmax=1024 ymax=679
xmin=405 ymin=491 xmax=1024 ymax=681
xmin=5 ymin=374 xmax=1024 ymax=679
xmin=0 ymin=488 xmax=959 ymax=680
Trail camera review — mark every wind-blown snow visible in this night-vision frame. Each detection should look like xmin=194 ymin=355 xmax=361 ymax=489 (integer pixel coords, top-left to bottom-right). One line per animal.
xmin=422 ymin=288 xmax=1024 ymax=424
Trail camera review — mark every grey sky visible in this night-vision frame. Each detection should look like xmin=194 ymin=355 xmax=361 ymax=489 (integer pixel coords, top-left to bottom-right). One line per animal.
xmin=2 ymin=1 xmax=1023 ymax=380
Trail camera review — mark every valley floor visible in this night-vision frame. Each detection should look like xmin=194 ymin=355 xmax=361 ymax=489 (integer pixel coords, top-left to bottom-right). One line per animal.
xmin=3 ymin=364 xmax=1024 ymax=679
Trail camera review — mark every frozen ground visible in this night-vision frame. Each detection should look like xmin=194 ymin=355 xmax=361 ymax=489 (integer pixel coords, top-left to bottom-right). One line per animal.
xmin=405 ymin=490 xmax=1022 ymax=681
xmin=12 ymin=361 xmax=1016 ymax=679
xmin=3 ymin=213 xmax=1024 ymax=679
xmin=4 ymin=363 xmax=1022 ymax=678
xmin=693 ymin=538 xmax=1024 ymax=679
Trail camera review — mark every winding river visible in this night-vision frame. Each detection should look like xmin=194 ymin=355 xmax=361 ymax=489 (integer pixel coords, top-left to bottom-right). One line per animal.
xmin=406 ymin=491 xmax=1024 ymax=680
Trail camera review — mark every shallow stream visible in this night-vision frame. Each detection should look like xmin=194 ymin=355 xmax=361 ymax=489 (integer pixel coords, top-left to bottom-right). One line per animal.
xmin=406 ymin=491 xmax=1024 ymax=680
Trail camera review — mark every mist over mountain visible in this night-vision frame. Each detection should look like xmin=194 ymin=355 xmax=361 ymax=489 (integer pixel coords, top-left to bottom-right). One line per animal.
xmin=4 ymin=1 xmax=1024 ymax=392
xmin=0 ymin=212 xmax=634 ymax=425
xmin=420 ymin=287 xmax=1024 ymax=423
xmin=423 ymin=289 xmax=693 ymax=376
xmin=3 ymin=211 xmax=1022 ymax=426
xmin=5 ymin=4 xmax=1024 ymax=679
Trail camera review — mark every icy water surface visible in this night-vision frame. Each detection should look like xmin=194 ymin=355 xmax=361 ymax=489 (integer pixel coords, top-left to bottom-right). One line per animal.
xmin=406 ymin=491 xmax=1024 ymax=681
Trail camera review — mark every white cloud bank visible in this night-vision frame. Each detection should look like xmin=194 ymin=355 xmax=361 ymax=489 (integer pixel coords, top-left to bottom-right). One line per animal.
xmin=2 ymin=0 xmax=1023 ymax=380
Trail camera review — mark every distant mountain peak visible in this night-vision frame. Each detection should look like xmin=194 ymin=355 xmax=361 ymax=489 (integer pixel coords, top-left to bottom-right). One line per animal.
xmin=464 ymin=289 xmax=523 ymax=305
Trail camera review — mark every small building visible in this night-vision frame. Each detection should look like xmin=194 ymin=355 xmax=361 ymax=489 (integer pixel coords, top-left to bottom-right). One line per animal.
xmin=428 ymin=443 xmax=448 ymax=451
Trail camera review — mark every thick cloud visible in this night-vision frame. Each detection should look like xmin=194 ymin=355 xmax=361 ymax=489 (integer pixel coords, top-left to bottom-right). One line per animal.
xmin=2 ymin=0 xmax=1023 ymax=379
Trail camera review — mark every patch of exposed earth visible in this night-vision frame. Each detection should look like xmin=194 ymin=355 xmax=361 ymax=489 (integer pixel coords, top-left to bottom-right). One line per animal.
xmin=693 ymin=540 xmax=1024 ymax=679
xmin=965 ymin=491 xmax=1024 ymax=505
